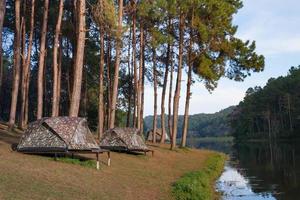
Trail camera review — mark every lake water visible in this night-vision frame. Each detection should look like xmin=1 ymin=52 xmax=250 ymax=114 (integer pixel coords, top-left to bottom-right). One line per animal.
xmin=186 ymin=139 xmax=300 ymax=200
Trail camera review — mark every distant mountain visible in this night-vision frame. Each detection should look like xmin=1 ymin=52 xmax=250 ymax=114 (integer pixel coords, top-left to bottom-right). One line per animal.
xmin=144 ymin=106 xmax=235 ymax=138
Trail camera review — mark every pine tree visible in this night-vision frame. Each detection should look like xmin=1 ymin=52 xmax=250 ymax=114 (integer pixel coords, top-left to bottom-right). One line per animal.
xmin=37 ymin=0 xmax=49 ymax=120
xmin=69 ymin=0 xmax=86 ymax=117
xmin=171 ymin=9 xmax=184 ymax=150
xmin=109 ymin=0 xmax=123 ymax=128
xmin=8 ymin=0 xmax=22 ymax=130
xmin=52 ymin=0 xmax=64 ymax=117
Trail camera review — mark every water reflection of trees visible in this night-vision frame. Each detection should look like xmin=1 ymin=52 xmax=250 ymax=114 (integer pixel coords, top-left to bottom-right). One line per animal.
xmin=187 ymin=139 xmax=233 ymax=154
xmin=234 ymin=142 xmax=300 ymax=200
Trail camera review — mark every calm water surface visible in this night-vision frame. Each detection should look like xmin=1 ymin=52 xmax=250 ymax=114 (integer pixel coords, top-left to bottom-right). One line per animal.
xmin=187 ymin=139 xmax=300 ymax=200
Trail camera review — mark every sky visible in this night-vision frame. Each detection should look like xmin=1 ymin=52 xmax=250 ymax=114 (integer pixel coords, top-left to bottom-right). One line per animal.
xmin=143 ymin=0 xmax=300 ymax=116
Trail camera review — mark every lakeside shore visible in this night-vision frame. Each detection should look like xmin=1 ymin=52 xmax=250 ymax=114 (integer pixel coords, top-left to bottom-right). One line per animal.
xmin=0 ymin=129 xmax=226 ymax=200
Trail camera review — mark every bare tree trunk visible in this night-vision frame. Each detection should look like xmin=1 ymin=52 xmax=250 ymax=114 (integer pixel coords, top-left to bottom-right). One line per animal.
xmin=160 ymin=36 xmax=171 ymax=143
xmin=152 ymin=49 xmax=157 ymax=143
xmin=67 ymin=1 xmax=78 ymax=106
xmin=139 ymin=36 xmax=145 ymax=135
xmin=57 ymin=37 xmax=62 ymax=114
xmin=23 ymin=0 xmax=35 ymax=127
xmin=69 ymin=0 xmax=86 ymax=117
xmin=19 ymin=12 xmax=26 ymax=128
xmin=20 ymin=0 xmax=35 ymax=127
xmin=181 ymin=52 xmax=192 ymax=148
xmin=8 ymin=0 xmax=21 ymax=130
xmin=52 ymin=0 xmax=64 ymax=117
xmin=140 ymin=75 xmax=145 ymax=135
xmin=82 ymin=69 xmax=87 ymax=116
xmin=137 ymin=24 xmax=144 ymax=131
xmin=168 ymin=51 xmax=174 ymax=142
xmin=171 ymin=12 xmax=184 ymax=150
xmin=109 ymin=0 xmax=123 ymax=128
xmin=106 ymin=35 xmax=111 ymax=129
xmin=126 ymin=28 xmax=132 ymax=127
xmin=43 ymin=50 xmax=48 ymax=116
xmin=0 ymin=0 xmax=6 ymax=102
xmin=181 ymin=18 xmax=193 ymax=148
xmin=132 ymin=3 xmax=138 ymax=128
xmin=98 ymin=27 xmax=104 ymax=139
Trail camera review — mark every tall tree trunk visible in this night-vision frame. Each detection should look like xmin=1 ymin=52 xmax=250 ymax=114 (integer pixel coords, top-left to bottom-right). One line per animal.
xmin=23 ymin=0 xmax=35 ymax=127
xmin=109 ymin=0 xmax=123 ymax=128
xmin=126 ymin=28 xmax=132 ymax=127
xmin=106 ymin=35 xmax=111 ymax=129
xmin=37 ymin=0 xmax=49 ymax=119
xmin=160 ymin=28 xmax=171 ymax=143
xmin=152 ymin=49 xmax=157 ymax=143
xmin=98 ymin=27 xmax=104 ymax=139
xmin=140 ymin=72 xmax=145 ymax=135
xmin=82 ymin=68 xmax=87 ymax=116
xmin=19 ymin=13 xmax=26 ymax=128
xmin=67 ymin=0 xmax=78 ymax=106
xmin=168 ymin=50 xmax=174 ymax=142
xmin=132 ymin=2 xmax=138 ymax=128
xmin=137 ymin=24 xmax=144 ymax=131
xmin=52 ymin=0 xmax=64 ymax=117
xmin=181 ymin=18 xmax=193 ymax=148
xmin=0 ymin=0 xmax=6 ymax=103
xmin=69 ymin=0 xmax=86 ymax=117
xmin=171 ymin=12 xmax=184 ymax=150
xmin=20 ymin=0 xmax=35 ymax=128
xmin=139 ymin=35 xmax=145 ymax=135
xmin=57 ymin=37 xmax=62 ymax=114
xmin=8 ymin=0 xmax=21 ymax=130
xmin=43 ymin=50 xmax=48 ymax=116
xmin=181 ymin=51 xmax=192 ymax=148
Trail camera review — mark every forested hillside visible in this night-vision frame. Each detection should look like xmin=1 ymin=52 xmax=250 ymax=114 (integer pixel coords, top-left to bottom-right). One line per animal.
xmin=144 ymin=106 xmax=235 ymax=138
xmin=231 ymin=66 xmax=300 ymax=140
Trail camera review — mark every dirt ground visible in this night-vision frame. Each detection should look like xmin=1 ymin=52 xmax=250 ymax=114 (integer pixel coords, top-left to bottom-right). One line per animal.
xmin=0 ymin=128 xmax=212 ymax=200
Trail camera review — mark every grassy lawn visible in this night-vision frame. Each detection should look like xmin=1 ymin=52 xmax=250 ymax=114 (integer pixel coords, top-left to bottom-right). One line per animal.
xmin=0 ymin=129 xmax=225 ymax=200
xmin=172 ymin=153 xmax=226 ymax=200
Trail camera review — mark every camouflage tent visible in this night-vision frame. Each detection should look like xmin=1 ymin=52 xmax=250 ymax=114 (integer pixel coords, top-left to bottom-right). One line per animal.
xmin=147 ymin=129 xmax=170 ymax=142
xmin=17 ymin=117 xmax=100 ymax=152
xmin=100 ymin=128 xmax=149 ymax=152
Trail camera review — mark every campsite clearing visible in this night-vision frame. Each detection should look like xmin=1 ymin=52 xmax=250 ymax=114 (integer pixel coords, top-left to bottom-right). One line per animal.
xmin=0 ymin=129 xmax=224 ymax=200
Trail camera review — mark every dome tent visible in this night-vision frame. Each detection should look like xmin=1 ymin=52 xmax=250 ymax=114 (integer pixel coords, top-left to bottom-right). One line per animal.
xmin=146 ymin=129 xmax=170 ymax=142
xmin=17 ymin=117 xmax=99 ymax=152
xmin=100 ymin=128 xmax=153 ymax=155
xmin=17 ymin=117 xmax=110 ymax=169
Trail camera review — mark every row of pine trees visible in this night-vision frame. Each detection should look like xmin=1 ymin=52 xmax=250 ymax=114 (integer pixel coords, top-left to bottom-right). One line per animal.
xmin=0 ymin=0 xmax=264 ymax=149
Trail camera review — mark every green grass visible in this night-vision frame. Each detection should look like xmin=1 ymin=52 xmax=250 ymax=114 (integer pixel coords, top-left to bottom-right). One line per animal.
xmin=172 ymin=153 xmax=227 ymax=200
xmin=53 ymin=157 xmax=99 ymax=169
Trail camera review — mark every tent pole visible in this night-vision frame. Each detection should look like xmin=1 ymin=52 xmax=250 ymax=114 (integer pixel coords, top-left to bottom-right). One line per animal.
xmin=96 ymin=153 xmax=99 ymax=170
xmin=107 ymin=152 xmax=111 ymax=166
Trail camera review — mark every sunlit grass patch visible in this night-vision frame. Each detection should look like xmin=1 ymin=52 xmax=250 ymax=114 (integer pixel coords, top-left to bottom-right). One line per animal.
xmin=172 ymin=153 xmax=226 ymax=200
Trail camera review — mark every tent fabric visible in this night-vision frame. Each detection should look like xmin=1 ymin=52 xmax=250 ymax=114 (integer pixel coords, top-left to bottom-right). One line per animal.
xmin=147 ymin=129 xmax=170 ymax=142
xmin=100 ymin=128 xmax=149 ymax=151
xmin=17 ymin=117 xmax=99 ymax=152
